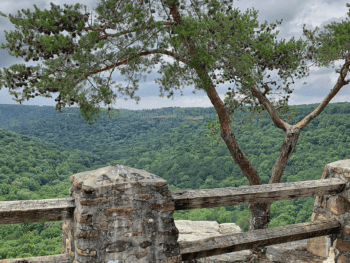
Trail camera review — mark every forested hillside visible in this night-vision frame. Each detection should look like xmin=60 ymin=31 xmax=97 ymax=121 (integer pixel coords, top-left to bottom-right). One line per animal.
xmin=0 ymin=101 xmax=349 ymax=259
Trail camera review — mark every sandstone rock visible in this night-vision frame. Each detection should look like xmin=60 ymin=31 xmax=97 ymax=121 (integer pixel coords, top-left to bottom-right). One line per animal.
xmin=175 ymin=220 xmax=334 ymax=263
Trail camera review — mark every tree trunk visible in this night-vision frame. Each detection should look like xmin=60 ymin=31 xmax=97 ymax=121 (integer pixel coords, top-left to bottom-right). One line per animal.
xmin=246 ymin=202 xmax=272 ymax=262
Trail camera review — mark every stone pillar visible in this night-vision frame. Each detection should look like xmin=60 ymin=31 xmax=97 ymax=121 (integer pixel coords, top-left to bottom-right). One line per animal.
xmin=307 ymin=159 xmax=350 ymax=263
xmin=61 ymin=164 xmax=182 ymax=263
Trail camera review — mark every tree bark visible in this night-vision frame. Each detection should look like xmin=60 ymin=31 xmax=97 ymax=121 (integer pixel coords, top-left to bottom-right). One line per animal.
xmin=246 ymin=202 xmax=272 ymax=262
xmin=201 ymin=71 xmax=274 ymax=261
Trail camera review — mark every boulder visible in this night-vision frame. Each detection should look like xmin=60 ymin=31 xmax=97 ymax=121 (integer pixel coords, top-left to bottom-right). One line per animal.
xmin=175 ymin=220 xmax=334 ymax=263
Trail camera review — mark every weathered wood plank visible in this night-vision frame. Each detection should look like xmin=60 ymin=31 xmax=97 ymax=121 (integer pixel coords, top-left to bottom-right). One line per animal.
xmin=0 ymin=179 xmax=345 ymax=225
xmin=0 ymin=197 xmax=75 ymax=225
xmin=179 ymin=218 xmax=341 ymax=261
xmin=171 ymin=178 xmax=346 ymax=210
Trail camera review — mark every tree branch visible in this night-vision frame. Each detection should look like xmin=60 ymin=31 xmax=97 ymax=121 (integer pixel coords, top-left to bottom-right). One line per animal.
xmin=249 ymin=84 xmax=291 ymax=132
xmin=295 ymin=57 xmax=350 ymax=130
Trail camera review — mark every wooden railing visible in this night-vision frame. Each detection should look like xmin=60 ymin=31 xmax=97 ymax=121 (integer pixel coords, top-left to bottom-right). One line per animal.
xmin=0 ymin=177 xmax=345 ymax=262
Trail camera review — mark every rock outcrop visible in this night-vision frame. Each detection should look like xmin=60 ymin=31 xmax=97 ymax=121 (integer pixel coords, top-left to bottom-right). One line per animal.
xmin=175 ymin=220 xmax=335 ymax=263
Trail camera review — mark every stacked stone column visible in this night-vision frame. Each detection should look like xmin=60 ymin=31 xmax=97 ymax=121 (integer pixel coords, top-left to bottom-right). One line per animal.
xmin=307 ymin=159 xmax=350 ymax=262
xmin=61 ymin=164 xmax=182 ymax=263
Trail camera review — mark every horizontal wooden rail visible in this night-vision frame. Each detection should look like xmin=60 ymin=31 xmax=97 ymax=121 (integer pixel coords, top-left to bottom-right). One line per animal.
xmin=0 ymin=197 xmax=75 ymax=225
xmin=179 ymin=218 xmax=341 ymax=261
xmin=0 ymin=178 xmax=345 ymax=225
xmin=171 ymin=178 xmax=346 ymax=210
xmin=0 ymin=219 xmax=341 ymax=263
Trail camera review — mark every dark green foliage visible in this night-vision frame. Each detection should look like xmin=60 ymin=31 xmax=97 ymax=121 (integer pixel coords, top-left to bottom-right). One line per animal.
xmin=0 ymin=102 xmax=349 ymax=258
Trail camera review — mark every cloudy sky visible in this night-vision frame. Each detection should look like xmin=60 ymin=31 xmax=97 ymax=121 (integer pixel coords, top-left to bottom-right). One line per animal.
xmin=0 ymin=0 xmax=350 ymax=111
